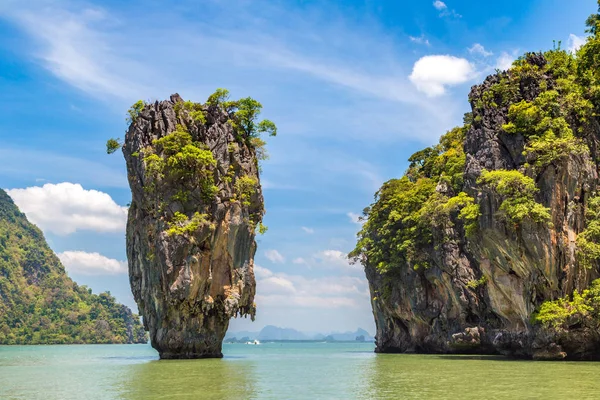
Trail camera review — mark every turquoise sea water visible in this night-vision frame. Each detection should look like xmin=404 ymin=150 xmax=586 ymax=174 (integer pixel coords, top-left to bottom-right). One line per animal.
xmin=2 ymin=342 xmax=600 ymax=399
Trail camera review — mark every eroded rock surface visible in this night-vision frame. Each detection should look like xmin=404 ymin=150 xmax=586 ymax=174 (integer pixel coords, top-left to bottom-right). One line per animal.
xmin=123 ymin=94 xmax=264 ymax=358
xmin=356 ymin=51 xmax=600 ymax=360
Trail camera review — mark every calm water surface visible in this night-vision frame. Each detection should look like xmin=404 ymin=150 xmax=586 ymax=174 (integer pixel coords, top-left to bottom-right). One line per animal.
xmin=1 ymin=342 xmax=600 ymax=399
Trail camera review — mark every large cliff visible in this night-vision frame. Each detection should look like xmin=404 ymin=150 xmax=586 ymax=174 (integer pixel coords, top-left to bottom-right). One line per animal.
xmin=120 ymin=91 xmax=272 ymax=358
xmin=0 ymin=189 xmax=146 ymax=345
xmin=352 ymin=9 xmax=600 ymax=360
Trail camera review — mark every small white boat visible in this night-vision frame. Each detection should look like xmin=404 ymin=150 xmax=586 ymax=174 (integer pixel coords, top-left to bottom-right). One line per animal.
xmin=246 ymin=339 xmax=260 ymax=345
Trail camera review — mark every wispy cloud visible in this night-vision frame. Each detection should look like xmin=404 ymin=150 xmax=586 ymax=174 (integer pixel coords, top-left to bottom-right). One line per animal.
xmin=495 ymin=51 xmax=517 ymax=71
xmin=409 ymin=34 xmax=431 ymax=47
xmin=432 ymin=1 xmax=461 ymax=18
xmin=301 ymin=226 xmax=314 ymax=234
xmin=0 ymin=3 xmax=154 ymax=100
xmin=264 ymin=249 xmax=285 ymax=264
xmin=468 ymin=43 xmax=493 ymax=57
xmin=0 ymin=0 xmax=457 ymax=145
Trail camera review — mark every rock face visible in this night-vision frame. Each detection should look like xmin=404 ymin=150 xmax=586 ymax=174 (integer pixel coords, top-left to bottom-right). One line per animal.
xmin=356 ymin=51 xmax=600 ymax=360
xmin=123 ymin=94 xmax=264 ymax=359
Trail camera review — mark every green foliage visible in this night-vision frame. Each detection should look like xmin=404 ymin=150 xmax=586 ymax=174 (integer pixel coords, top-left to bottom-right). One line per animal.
xmin=350 ymin=177 xmax=436 ymax=273
xmin=500 ymin=49 xmax=593 ymax=168
xmin=257 ymin=119 xmax=277 ymax=137
xmin=576 ymin=196 xmax=600 ymax=269
xmin=225 ymin=96 xmax=277 ymax=140
xmin=106 ymin=138 xmax=122 ymax=154
xmin=0 ymin=190 xmax=147 ymax=345
xmin=144 ymin=125 xmax=218 ymax=203
xmin=166 ymin=212 xmax=210 ymax=237
xmin=352 ymin=8 xmax=600 ymax=279
xmin=351 ymin=126 xmax=480 ymax=273
xmin=477 ymin=169 xmax=551 ymax=225
xmin=533 ymin=279 xmax=600 ymax=330
xmin=481 ymin=77 xmax=517 ymax=108
xmin=406 ymin=126 xmax=467 ymax=192
xmin=446 ymin=192 xmax=481 ymax=236
xmin=127 ymin=100 xmax=145 ymax=125
xmin=250 ymin=137 xmax=269 ymax=161
xmin=205 ymin=88 xmax=276 ymax=161
xmin=466 ymin=275 xmax=488 ymax=290
xmin=235 ymin=176 xmax=258 ymax=206
xmin=206 ymin=88 xmax=231 ymax=107
xmin=524 ymin=133 xmax=587 ymax=168
xmin=257 ymin=222 xmax=268 ymax=235
xmin=175 ymin=101 xmax=207 ymax=124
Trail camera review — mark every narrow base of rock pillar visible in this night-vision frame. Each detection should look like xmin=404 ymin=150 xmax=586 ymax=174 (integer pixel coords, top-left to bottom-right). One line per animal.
xmin=159 ymin=352 xmax=224 ymax=360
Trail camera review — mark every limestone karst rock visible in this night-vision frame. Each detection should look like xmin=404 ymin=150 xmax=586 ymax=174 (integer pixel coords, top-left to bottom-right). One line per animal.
xmin=122 ymin=93 xmax=267 ymax=358
xmin=353 ymin=49 xmax=600 ymax=360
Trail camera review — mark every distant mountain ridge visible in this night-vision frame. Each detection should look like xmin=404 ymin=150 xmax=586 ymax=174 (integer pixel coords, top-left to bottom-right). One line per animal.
xmin=0 ymin=189 xmax=147 ymax=344
xmin=226 ymin=325 xmax=374 ymax=342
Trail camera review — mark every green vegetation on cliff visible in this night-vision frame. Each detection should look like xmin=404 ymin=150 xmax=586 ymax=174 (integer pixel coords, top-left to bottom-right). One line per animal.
xmin=353 ymin=1 xmax=600 ymax=318
xmin=352 ymin=4 xmax=600 ymax=352
xmin=352 ymin=3 xmax=600 ymax=276
xmin=477 ymin=169 xmax=551 ymax=225
xmin=533 ymin=279 xmax=600 ymax=331
xmin=108 ymin=89 xmax=275 ymax=237
xmin=349 ymin=125 xmax=480 ymax=272
xmin=0 ymin=189 xmax=147 ymax=345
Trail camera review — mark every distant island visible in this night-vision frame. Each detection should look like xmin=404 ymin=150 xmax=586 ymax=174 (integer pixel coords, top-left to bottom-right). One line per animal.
xmin=225 ymin=325 xmax=374 ymax=342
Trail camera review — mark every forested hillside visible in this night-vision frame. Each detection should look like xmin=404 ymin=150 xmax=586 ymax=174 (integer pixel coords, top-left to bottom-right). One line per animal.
xmin=0 ymin=189 xmax=146 ymax=344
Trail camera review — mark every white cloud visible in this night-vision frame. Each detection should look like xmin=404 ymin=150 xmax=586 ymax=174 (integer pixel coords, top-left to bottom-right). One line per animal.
xmin=433 ymin=1 xmax=461 ymax=18
xmin=409 ymin=55 xmax=474 ymax=97
xmin=264 ymin=249 xmax=285 ymax=264
xmin=6 ymin=182 xmax=128 ymax=235
xmin=347 ymin=212 xmax=363 ymax=225
xmin=495 ymin=52 xmax=515 ymax=71
xmin=261 ymin=276 xmax=297 ymax=294
xmin=301 ymin=226 xmax=314 ymax=234
xmin=258 ymin=46 xmax=423 ymax=105
xmin=433 ymin=1 xmax=447 ymax=11
xmin=254 ymin=265 xmax=273 ymax=279
xmin=409 ymin=35 xmax=430 ymax=46
xmin=291 ymin=250 xmax=358 ymax=270
xmin=468 ymin=43 xmax=493 ymax=57
xmin=254 ymin=267 xmax=369 ymax=309
xmin=568 ymin=34 xmax=586 ymax=53
xmin=317 ymin=249 xmax=356 ymax=269
xmin=57 ymin=251 xmax=127 ymax=275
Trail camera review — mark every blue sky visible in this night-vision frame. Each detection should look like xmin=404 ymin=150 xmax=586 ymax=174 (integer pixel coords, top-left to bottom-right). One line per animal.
xmin=0 ymin=0 xmax=595 ymax=334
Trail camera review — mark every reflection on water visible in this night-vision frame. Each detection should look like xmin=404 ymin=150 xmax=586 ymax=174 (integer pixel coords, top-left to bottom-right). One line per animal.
xmin=117 ymin=358 xmax=257 ymax=400
xmin=3 ymin=343 xmax=600 ymax=399
xmin=364 ymin=353 xmax=600 ymax=399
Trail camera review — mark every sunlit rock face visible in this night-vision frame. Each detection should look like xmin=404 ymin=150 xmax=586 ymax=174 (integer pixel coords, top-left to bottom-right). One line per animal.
xmin=359 ymin=53 xmax=600 ymax=360
xmin=123 ymin=94 xmax=263 ymax=359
